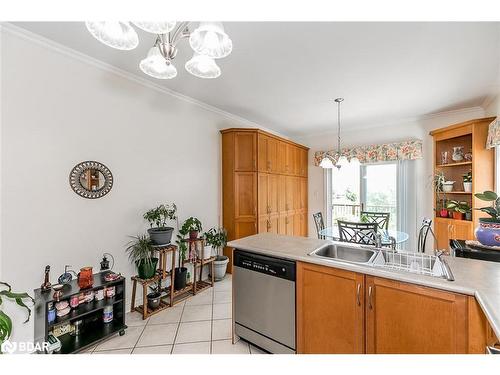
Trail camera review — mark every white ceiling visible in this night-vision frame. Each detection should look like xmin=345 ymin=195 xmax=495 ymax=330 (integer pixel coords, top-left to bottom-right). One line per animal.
xmin=12 ymin=22 xmax=500 ymax=136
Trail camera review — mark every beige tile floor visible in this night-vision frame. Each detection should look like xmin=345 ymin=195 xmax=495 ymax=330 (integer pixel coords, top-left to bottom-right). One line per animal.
xmin=87 ymin=275 xmax=267 ymax=354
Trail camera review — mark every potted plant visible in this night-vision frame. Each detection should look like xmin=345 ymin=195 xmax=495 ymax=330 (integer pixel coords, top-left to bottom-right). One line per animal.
xmin=204 ymin=227 xmax=228 ymax=280
xmin=463 ymin=172 xmax=472 ymax=193
xmin=442 ymin=180 xmax=455 ymax=193
xmin=174 ymin=223 xmax=189 ymax=290
xmin=147 ymin=282 xmax=162 ymax=310
xmin=182 ymin=217 xmax=203 ymax=239
xmin=0 ymin=281 xmax=33 ymax=353
xmin=446 ymin=200 xmax=470 ymax=220
xmin=474 ymin=191 xmax=500 ymax=247
xmin=125 ymin=234 xmax=158 ymax=279
xmin=143 ymin=203 xmax=177 ymax=246
xmin=433 ymin=172 xmax=448 ymax=217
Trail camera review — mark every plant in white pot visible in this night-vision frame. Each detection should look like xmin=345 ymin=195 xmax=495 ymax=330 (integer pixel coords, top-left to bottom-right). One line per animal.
xmin=204 ymin=227 xmax=228 ymax=281
xmin=462 ymin=172 xmax=472 ymax=193
xmin=143 ymin=203 xmax=177 ymax=246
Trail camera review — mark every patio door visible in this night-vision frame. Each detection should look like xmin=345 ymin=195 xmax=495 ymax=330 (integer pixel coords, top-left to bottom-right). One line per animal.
xmin=360 ymin=162 xmax=398 ymax=230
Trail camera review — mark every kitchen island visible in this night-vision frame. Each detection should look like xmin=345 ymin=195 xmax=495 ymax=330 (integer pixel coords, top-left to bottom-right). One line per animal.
xmin=228 ymin=233 xmax=500 ymax=354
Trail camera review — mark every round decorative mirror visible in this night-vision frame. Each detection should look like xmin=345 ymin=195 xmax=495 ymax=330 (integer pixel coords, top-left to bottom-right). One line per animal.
xmin=69 ymin=161 xmax=113 ymax=199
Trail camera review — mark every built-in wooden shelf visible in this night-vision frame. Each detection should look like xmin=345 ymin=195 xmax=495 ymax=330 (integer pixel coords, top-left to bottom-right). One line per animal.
xmin=444 ymin=191 xmax=472 ymax=194
xmin=436 ymin=161 xmax=472 ymax=168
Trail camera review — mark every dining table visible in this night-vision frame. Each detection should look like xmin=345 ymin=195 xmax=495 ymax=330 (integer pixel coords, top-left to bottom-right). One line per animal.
xmin=318 ymin=226 xmax=409 ymax=246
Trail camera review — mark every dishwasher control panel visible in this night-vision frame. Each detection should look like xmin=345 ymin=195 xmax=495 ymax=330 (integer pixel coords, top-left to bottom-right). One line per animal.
xmin=234 ymin=250 xmax=296 ymax=281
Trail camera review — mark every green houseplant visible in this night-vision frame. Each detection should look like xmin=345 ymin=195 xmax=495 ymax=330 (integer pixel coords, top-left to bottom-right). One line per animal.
xmin=473 ymin=191 xmax=500 ymax=247
xmin=143 ymin=203 xmax=177 ymax=245
xmin=182 ymin=217 xmax=202 ymax=239
xmin=204 ymin=227 xmax=228 ymax=280
xmin=174 ymin=220 xmax=189 ymax=291
xmin=462 ymin=171 xmax=472 ymax=193
xmin=147 ymin=282 xmax=162 ymax=310
xmin=125 ymin=234 xmax=158 ymax=279
xmin=446 ymin=200 xmax=470 ymax=221
xmin=433 ymin=171 xmax=449 ymax=217
xmin=0 ymin=282 xmax=34 ymax=354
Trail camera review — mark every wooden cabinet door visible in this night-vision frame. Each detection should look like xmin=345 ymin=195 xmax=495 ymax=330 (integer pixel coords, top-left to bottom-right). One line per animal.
xmin=235 ymin=132 xmax=256 ymax=171
xmin=365 ymin=276 xmax=467 ymax=354
xmin=297 ymin=262 xmax=365 ymax=353
xmin=300 ymin=177 xmax=307 ymax=210
xmin=300 ymin=148 xmax=308 ymax=177
xmin=269 ymin=215 xmax=279 ymax=234
xmin=286 ymin=144 xmax=296 ymax=175
xmin=268 ymin=174 xmax=279 ymax=216
xmin=278 ymin=175 xmax=287 ymax=213
xmin=293 ymin=177 xmax=301 ymax=211
xmin=285 ymin=176 xmax=294 ymax=212
xmin=278 ymin=213 xmax=287 ymax=235
xmin=285 ymin=214 xmax=294 ymax=236
xmin=278 ymin=141 xmax=288 ymax=174
xmin=267 ymin=137 xmax=278 ymax=173
xmin=293 ymin=212 xmax=302 ymax=236
xmin=299 ymin=211 xmax=308 ymax=237
xmin=257 ymin=173 xmax=268 ymax=216
xmin=435 ymin=219 xmax=451 ymax=250
xmin=235 ymin=172 xmax=257 ymax=219
xmin=452 ymin=221 xmax=473 ymax=241
xmin=257 ymin=134 xmax=268 ymax=172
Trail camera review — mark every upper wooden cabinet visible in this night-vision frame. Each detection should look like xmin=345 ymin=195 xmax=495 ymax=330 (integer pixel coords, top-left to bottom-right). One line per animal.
xmin=365 ymin=276 xmax=467 ymax=354
xmin=430 ymin=117 xmax=495 ymax=249
xmin=297 ymin=262 xmax=365 ymax=354
xmin=221 ymin=128 xmax=309 ymax=272
xmin=234 ymin=131 xmax=257 ymax=171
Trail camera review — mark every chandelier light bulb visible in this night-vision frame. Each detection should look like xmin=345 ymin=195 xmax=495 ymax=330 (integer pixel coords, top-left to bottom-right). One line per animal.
xmin=139 ymin=46 xmax=177 ymax=79
xmin=337 ymin=155 xmax=349 ymax=168
xmin=319 ymin=157 xmax=334 ymax=169
xmin=189 ymin=22 xmax=232 ymax=59
xmin=132 ymin=22 xmax=177 ymax=34
xmin=185 ymin=54 xmax=221 ymax=79
xmin=85 ymin=22 xmax=139 ymax=50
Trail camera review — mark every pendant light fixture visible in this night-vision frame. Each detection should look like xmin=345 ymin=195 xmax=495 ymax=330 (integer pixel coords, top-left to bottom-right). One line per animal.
xmin=320 ymin=98 xmax=358 ymax=169
xmin=85 ymin=21 xmax=232 ymax=80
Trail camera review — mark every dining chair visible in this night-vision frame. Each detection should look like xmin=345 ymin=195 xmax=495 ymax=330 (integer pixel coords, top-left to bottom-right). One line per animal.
xmin=337 ymin=220 xmax=378 ymax=245
xmin=360 ymin=211 xmax=390 ymax=230
xmin=417 ymin=218 xmax=433 ymax=253
xmin=313 ymin=212 xmax=325 ymax=239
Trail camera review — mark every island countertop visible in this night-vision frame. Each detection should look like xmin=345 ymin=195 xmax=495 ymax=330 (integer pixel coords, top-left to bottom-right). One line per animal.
xmin=228 ymin=233 xmax=500 ymax=340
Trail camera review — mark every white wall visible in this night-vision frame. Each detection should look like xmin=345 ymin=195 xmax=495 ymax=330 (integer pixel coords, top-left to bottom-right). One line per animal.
xmin=0 ymin=27 xmax=273 ymax=347
xmin=297 ymin=107 xmax=485 ymax=245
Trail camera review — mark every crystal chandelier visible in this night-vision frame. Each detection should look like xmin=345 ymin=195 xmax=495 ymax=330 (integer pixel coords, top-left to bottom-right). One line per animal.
xmin=320 ymin=98 xmax=358 ymax=169
xmin=85 ymin=22 xmax=232 ymax=79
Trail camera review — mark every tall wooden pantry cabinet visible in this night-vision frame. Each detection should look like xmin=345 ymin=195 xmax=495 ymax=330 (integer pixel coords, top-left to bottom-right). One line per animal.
xmin=221 ymin=128 xmax=309 ymax=272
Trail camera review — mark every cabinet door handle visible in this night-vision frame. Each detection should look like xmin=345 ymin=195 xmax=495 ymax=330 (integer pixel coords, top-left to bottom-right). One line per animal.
xmin=267 ymin=205 xmax=271 ymax=214
xmin=356 ymin=283 xmax=361 ymax=306
xmin=368 ymin=286 xmax=373 ymax=310
xmin=267 ymin=219 xmax=271 ymax=231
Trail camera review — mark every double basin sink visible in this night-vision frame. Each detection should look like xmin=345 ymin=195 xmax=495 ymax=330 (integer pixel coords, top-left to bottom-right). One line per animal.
xmin=308 ymin=242 xmax=453 ymax=280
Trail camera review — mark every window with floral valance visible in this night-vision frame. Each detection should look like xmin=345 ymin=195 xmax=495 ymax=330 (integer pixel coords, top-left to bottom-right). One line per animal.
xmin=486 ymin=117 xmax=500 ymax=149
xmin=313 ymin=139 xmax=423 ymax=167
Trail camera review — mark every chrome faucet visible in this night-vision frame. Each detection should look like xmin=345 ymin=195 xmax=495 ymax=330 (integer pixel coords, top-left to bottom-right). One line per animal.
xmin=435 ymin=250 xmax=455 ymax=282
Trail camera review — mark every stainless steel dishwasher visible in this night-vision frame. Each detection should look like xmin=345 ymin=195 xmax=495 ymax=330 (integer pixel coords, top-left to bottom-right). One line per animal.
xmin=233 ymin=249 xmax=296 ymax=354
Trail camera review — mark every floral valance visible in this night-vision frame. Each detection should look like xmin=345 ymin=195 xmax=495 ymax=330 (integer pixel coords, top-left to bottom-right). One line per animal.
xmin=486 ymin=117 xmax=500 ymax=149
xmin=313 ymin=139 xmax=423 ymax=167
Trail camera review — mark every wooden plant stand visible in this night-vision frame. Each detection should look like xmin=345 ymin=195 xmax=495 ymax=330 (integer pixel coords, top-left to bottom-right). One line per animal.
xmin=130 ymin=244 xmax=176 ymax=320
xmin=182 ymin=238 xmax=215 ymax=295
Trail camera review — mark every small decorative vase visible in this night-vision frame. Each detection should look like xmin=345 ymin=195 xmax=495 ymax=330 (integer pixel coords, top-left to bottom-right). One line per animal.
xmin=452 ymin=146 xmax=464 ymax=162
xmin=475 ymin=218 xmax=500 ymax=247
xmin=463 ymin=182 xmax=472 ymax=193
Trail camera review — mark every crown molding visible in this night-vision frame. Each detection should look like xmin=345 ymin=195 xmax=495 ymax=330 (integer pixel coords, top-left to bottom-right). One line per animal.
xmin=0 ymin=22 xmax=286 ymax=136
xmin=295 ymin=106 xmax=485 ymax=140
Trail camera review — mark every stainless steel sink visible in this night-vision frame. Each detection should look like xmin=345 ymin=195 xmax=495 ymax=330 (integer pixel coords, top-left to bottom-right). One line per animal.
xmin=309 ymin=244 xmax=377 ymax=264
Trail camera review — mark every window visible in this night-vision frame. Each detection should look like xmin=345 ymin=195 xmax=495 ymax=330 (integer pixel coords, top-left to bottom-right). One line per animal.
xmin=325 ymin=160 xmax=417 ymax=250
